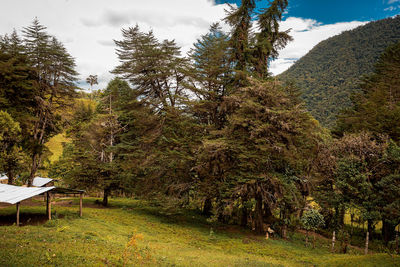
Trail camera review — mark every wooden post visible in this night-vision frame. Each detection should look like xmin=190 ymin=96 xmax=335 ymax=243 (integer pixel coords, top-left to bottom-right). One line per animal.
xmin=79 ymin=193 xmax=83 ymax=217
xmin=364 ymin=231 xmax=369 ymax=255
xmin=16 ymin=202 xmax=20 ymax=226
xmin=46 ymin=192 xmax=51 ymax=220
xmin=331 ymin=231 xmax=336 ymax=253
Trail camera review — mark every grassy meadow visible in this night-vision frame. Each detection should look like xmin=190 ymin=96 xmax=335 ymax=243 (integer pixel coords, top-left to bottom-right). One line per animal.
xmin=0 ymin=198 xmax=398 ymax=266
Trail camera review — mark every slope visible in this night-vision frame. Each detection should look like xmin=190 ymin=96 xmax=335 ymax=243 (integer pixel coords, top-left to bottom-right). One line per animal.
xmin=279 ymin=16 xmax=400 ymax=127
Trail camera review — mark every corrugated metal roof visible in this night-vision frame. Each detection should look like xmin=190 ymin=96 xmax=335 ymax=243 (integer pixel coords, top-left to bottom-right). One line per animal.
xmin=32 ymin=177 xmax=53 ymax=187
xmin=0 ymin=184 xmax=54 ymax=204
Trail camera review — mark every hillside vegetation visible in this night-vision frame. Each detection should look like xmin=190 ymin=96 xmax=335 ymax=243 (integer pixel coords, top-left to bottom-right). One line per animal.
xmin=280 ymin=16 xmax=400 ymax=127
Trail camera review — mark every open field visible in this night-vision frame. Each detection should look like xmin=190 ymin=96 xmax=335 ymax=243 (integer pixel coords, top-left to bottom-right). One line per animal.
xmin=0 ymin=198 xmax=398 ymax=266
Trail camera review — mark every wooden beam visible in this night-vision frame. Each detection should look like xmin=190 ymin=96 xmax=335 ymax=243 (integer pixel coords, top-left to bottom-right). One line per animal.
xmin=16 ymin=202 xmax=20 ymax=226
xmin=46 ymin=192 xmax=51 ymax=220
xmin=79 ymin=193 xmax=83 ymax=217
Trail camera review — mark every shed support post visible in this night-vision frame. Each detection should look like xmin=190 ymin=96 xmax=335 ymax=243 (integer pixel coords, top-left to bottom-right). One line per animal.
xmin=16 ymin=202 xmax=20 ymax=226
xmin=46 ymin=192 xmax=51 ymax=220
xmin=79 ymin=193 xmax=83 ymax=217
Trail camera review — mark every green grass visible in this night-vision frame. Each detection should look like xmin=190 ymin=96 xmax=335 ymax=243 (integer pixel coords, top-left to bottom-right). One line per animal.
xmin=0 ymin=198 xmax=398 ymax=266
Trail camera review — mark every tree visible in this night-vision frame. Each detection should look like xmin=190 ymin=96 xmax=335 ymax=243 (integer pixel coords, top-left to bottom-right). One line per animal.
xmin=333 ymin=42 xmax=400 ymax=243
xmin=187 ymin=23 xmax=232 ymax=130
xmin=224 ymin=0 xmax=256 ymax=74
xmin=301 ymin=209 xmax=325 ymax=247
xmin=86 ymin=74 xmax=98 ymax=93
xmin=112 ymin=25 xmax=188 ymax=110
xmin=224 ymin=0 xmax=292 ymax=80
xmin=314 ymin=132 xmax=389 ymax=238
xmin=195 ymin=78 xmax=322 ymax=233
xmin=22 ymin=18 xmax=78 ymax=186
xmin=335 ymin=41 xmax=400 ymax=141
xmin=253 ymin=0 xmax=292 ymax=78
xmin=0 ymin=111 xmax=27 ymax=184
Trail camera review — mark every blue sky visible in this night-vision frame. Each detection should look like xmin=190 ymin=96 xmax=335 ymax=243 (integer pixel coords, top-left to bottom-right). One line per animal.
xmin=216 ymin=0 xmax=400 ymax=24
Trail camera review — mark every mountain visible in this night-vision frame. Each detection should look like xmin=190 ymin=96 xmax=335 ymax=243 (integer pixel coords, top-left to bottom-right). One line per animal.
xmin=279 ymin=16 xmax=400 ymax=128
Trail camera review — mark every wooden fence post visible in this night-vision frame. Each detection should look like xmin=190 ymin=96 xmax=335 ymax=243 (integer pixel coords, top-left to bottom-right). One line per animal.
xmin=79 ymin=193 xmax=83 ymax=217
xmin=364 ymin=231 xmax=369 ymax=255
xmin=331 ymin=231 xmax=336 ymax=253
xmin=16 ymin=202 xmax=20 ymax=226
xmin=46 ymin=192 xmax=51 ymax=220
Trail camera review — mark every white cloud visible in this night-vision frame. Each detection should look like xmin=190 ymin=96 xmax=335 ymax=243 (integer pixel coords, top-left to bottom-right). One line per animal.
xmin=388 ymin=0 xmax=400 ymax=4
xmin=0 ymin=0 xmax=367 ymax=88
xmin=0 ymin=0 xmax=229 ymax=90
xmin=269 ymin=17 xmax=367 ymax=75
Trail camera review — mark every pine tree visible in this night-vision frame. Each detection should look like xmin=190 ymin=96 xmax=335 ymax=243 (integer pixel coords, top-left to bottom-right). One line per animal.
xmin=224 ymin=0 xmax=256 ymax=73
xmin=22 ymin=19 xmax=78 ymax=186
xmin=253 ymin=0 xmax=292 ymax=78
xmin=187 ymin=23 xmax=232 ymax=130
xmin=112 ymin=25 xmax=188 ymax=110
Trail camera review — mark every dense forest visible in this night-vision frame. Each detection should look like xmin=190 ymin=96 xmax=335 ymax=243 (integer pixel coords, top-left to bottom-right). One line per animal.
xmin=280 ymin=16 xmax=400 ymax=127
xmin=1 ymin=0 xmax=400 ymax=259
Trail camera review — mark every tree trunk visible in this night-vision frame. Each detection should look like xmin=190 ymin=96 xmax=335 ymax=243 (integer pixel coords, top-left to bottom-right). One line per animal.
xmin=282 ymin=225 xmax=287 ymax=239
xmin=382 ymin=219 xmax=396 ymax=245
xmin=254 ymin=194 xmax=264 ymax=234
xmin=367 ymin=219 xmax=374 ymax=241
xmin=305 ymin=230 xmax=309 ymax=246
xmin=203 ymin=198 xmax=212 ymax=216
xmin=240 ymin=206 xmax=248 ymax=227
xmin=264 ymin=204 xmax=273 ymax=224
xmin=312 ymin=233 xmax=316 ymax=249
xmin=7 ymin=170 xmax=14 ymax=185
xmin=28 ymin=153 xmax=41 ymax=187
xmin=331 ymin=231 xmax=336 ymax=253
xmin=102 ymin=187 xmax=110 ymax=206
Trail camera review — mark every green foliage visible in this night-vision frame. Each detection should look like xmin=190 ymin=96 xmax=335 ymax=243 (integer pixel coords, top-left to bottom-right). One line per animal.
xmin=112 ymin=25 xmax=188 ymax=109
xmin=280 ymin=16 xmax=400 ymax=127
xmin=0 ymin=18 xmax=78 ymax=185
xmin=225 ymin=0 xmax=291 ymax=80
xmin=335 ymin=41 xmax=400 ymax=141
xmin=0 ymin=110 xmax=28 ymax=184
xmin=301 ymin=209 xmax=325 ymax=231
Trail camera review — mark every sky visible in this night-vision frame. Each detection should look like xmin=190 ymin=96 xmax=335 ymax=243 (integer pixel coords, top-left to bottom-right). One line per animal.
xmin=0 ymin=0 xmax=399 ymax=90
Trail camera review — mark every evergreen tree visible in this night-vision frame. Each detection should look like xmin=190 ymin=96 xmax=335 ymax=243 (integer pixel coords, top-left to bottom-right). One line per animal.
xmin=253 ymin=0 xmax=292 ymax=78
xmin=224 ymin=0 xmax=256 ymax=74
xmin=22 ymin=18 xmax=78 ymax=186
xmin=187 ymin=23 xmax=232 ymax=129
xmin=195 ymin=79 xmax=322 ymax=233
xmin=336 ymin=42 xmax=400 ymax=141
xmin=112 ymin=25 xmax=188 ymax=110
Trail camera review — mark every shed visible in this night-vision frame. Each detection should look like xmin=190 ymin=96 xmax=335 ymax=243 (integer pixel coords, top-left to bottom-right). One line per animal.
xmin=0 ymin=184 xmax=84 ymax=226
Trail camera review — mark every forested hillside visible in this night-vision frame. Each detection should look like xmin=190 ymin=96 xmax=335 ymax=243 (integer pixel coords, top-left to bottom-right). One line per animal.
xmin=280 ymin=16 xmax=400 ymax=127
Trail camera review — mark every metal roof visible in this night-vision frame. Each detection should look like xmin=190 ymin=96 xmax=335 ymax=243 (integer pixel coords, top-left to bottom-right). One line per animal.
xmin=0 ymin=184 xmax=55 ymax=204
xmin=32 ymin=177 xmax=53 ymax=187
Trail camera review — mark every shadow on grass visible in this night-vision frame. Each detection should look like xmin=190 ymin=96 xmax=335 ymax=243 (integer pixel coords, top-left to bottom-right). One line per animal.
xmin=0 ymin=212 xmax=66 ymax=226
xmin=95 ymin=197 xmax=254 ymax=239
